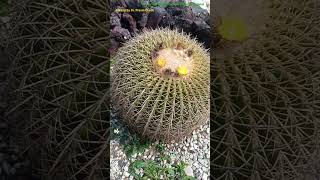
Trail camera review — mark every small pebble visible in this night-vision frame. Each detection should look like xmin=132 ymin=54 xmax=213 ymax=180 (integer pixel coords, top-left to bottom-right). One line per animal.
xmin=184 ymin=165 xmax=194 ymax=177
xmin=202 ymin=173 xmax=208 ymax=180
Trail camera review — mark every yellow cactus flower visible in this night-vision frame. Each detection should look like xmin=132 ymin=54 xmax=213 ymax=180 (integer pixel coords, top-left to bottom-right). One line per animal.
xmin=218 ymin=16 xmax=249 ymax=42
xmin=177 ymin=65 xmax=188 ymax=76
xmin=156 ymin=57 xmax=167 ymax=67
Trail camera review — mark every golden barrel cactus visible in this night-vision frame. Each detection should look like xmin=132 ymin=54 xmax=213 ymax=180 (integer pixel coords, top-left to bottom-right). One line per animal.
xmin=111 ymin=29 xmax=210 ymax=143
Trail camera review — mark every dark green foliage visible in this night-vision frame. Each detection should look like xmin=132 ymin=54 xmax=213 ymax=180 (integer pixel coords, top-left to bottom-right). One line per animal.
xmin=155 ymin=143 xmax=165 ymax=153
xmin=128 ymin=143 xmax=196 ymax=180
xmin=124 ymin=135 xmax=152 ymax=158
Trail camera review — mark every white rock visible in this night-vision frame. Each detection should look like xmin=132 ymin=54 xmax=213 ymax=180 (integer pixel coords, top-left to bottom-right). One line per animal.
xmin=123 ymin=165 xmax=128 ymax=172
xmin=194 ymin=144 xmax=198 ymax=150
xmin=199 ymin=159 xmax=205 ymax=166
xmin=123 ymin=172 xmax=130 ymax=177
xmin=194 ymin=162 xmax=199 ymax=168
xmin=184 ymin=165 xmax=194 ymax=177
xmin=181 ymin=156 xmax=186 ymax=161
xmin=202 ymin=173 xmax=208 ymax=180
xmin=163 ymin=160 xmax=167 ymax=164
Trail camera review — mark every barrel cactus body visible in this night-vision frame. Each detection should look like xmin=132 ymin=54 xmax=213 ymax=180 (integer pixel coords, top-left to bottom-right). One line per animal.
xmin=212 ymin=0 xmax=320 ymax=179
xmin=4 ymin=0 xmax=110 ymax=179
xmin=111 ymin=29 xmax=210 ymax=143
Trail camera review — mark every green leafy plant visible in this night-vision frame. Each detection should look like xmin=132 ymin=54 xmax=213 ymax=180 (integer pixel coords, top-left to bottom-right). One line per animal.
xmin=125 ymin=136 xmax=196 ymax=180
xmin=155 ymin=143 xmax=165 ymax=153
xmin=129 ymin=159 xmax=196 ymax=180
xmin=124 ymin=135 xmax=152 ymax=158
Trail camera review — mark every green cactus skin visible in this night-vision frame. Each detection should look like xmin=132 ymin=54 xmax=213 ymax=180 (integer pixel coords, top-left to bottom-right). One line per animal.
xmin=111 ymin=28 xmax=210 ymax=143
xmin=212 ymin=0 xmax=320 ymax=179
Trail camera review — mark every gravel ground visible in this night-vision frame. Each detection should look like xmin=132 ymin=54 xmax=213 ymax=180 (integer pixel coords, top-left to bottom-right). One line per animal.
xmin=110 ymin=112 xmax=210 ymax=180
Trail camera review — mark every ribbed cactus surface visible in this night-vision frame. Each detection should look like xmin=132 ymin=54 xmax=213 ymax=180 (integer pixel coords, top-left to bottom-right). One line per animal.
xmin=211 ymin=0 xmax=320 ymax=179
xmin=111 ymin=29 xmax=210 ymax=143
xmin=4 ymin=0 xmax=110 ymax=179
